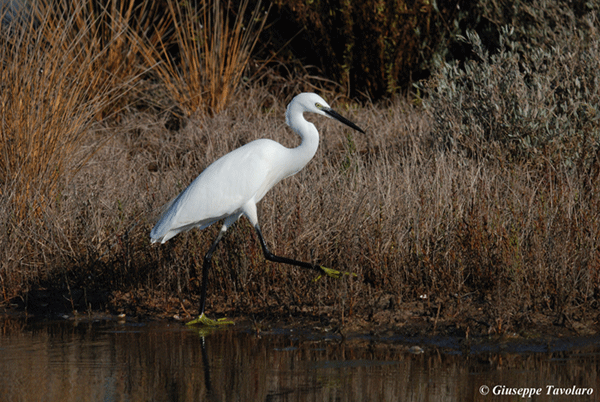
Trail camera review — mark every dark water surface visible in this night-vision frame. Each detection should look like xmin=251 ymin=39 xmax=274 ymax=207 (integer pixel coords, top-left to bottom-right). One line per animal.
xmin=0 ymin=317 xmax=598 ymax=401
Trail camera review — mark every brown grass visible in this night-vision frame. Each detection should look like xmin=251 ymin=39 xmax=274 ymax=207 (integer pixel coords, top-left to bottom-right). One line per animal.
xmin=6 ymin=84 xmax=598 ymax=335
xmin=0 ymin=4 xmax=125 ymax=221
xmin=1 ymin=1 xmax=599 ymax=337
xmin=32 ymin=0 xmax=168 ymax=115
xmin=143 ymin=0 xmax=269 ymax=116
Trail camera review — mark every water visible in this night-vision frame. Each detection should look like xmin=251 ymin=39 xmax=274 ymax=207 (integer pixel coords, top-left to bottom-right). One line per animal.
xmin=0 ymin=317 xmax=598 ymax=401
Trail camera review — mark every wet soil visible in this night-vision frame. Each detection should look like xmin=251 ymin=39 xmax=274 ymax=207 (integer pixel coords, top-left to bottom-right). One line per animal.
xmin=3 ymin=283 xmax=598 ymax=344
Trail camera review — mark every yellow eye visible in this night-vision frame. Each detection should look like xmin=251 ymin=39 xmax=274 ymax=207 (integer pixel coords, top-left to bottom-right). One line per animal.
xmin=315 ymin=102 xmax=323 ymax=109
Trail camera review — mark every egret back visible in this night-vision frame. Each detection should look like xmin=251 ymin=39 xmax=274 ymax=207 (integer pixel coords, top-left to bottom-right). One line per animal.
xmin=150 ymin=139 xmax=293 ymax=243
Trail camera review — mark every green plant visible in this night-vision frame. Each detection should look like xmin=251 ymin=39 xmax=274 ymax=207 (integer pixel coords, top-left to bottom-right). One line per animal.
xmin=421 ymin=23 xmax=600 ymax=166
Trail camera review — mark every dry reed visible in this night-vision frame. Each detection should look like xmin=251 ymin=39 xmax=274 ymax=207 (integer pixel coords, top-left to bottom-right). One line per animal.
xmin=12 ymin=83 xmax=594 ymax=335
xmin=0 ymin=5 xmax=123 ymax=221
xmin=1 ymin=1 xmax=599 ymax=336
xmin=143 ymin=0 xmax=269 ymax=116
xmin=31 ymin=0 xmax=169 ymax=116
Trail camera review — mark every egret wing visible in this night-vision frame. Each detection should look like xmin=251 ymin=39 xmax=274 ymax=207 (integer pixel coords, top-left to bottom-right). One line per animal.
xmin=150 ymin=140 xmax=275 ymax=243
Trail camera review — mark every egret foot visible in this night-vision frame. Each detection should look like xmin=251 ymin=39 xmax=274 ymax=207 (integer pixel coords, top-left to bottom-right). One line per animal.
xmin=314 ymin=266 xmax=357 ymax=281
xmin=186 ymin=313 xmax=234 ymax=326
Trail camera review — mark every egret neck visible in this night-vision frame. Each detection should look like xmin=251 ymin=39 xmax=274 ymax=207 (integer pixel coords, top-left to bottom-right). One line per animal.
xmin=284 ymin=99 xmax=320 ymax=177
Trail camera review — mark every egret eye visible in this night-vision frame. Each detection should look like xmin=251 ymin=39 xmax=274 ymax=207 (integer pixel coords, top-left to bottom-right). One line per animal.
xmin=315 ymin=102 xmax=323 ymax=109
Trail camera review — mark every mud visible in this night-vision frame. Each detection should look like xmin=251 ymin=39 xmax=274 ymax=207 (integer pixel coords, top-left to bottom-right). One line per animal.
xmin=4 ymin=283 xmax=598 ymax=343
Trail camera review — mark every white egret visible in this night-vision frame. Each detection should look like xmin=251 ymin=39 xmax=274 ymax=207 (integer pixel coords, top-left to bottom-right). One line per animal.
xmin=150 ymin=92 xmax=365 ymax=326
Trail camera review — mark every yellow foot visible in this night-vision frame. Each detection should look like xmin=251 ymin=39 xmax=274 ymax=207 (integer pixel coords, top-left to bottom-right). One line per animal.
xmin=186 ymin=313 xmax=234 ymax=326
xmin=314 ymin=266 xmax=357 ymax=281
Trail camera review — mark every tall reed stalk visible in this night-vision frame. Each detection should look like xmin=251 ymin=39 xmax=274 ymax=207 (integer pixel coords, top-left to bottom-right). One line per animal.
xmin=33 ymin=0 xmax=170 ymax=116
xmin=1 ymin=9 xmax=107 ymax=221
xmin=146 ymin=0 xmax=268 ymax=115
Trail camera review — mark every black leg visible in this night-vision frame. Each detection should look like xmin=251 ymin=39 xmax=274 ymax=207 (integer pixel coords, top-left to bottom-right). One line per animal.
xmin=254 ymin=224 xmax=322 ymax=274
xmin=187 ymin=220 xmax=351 ymax=327
xmin=187 ymin=226 xmax=234 ymax=326
xmin=198 ymin=229 xmax=226 ymax=316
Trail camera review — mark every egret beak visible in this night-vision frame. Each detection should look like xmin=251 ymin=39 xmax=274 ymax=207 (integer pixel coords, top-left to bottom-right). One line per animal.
xmin=324 ymin=108 xmax=365 ymax=134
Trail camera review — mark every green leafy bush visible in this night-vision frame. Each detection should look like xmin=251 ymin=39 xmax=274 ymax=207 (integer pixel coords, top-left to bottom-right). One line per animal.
xmin=421 ymin=19 xmax=600 ymax=166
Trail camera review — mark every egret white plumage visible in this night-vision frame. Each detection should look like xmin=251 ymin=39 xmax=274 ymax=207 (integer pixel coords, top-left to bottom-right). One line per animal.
xmin=150 ymin=92 xmax=365 ymax=326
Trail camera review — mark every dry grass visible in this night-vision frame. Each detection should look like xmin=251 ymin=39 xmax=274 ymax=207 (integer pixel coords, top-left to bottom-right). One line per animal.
xmin=0 ymin=5 xmax=125 ymax=221
xmin=143 ymin=0 xmax=269 ymax=116
xmin=0 ymin=1 xmax=146 ymax=299
xmin=1 ymin=1 xmax=599 ymax=336
xmin=32 ymin=0 xmax=169 ymax=115
xmin=5 ymin=84 xmax=597 ymax=334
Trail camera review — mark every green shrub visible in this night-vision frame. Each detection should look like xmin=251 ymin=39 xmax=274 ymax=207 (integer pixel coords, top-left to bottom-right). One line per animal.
xmin=421 ymin=19 xmax=600 ymax=166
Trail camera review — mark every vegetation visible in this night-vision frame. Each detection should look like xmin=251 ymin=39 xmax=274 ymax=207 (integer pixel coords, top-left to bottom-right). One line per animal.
xmin=143 ymin=0 xmax=268 ymax=116
xmin=0 ymin=0 xmax=599 ymax=336
xmin=264 ymin=0 xmax=463 ymax=99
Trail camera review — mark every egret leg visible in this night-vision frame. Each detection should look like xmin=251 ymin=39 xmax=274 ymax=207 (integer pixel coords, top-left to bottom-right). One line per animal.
xmin=187 ymin=227 xmax=234 ymax=326
xmin=253 ymin=224 xmax=355 ymax=279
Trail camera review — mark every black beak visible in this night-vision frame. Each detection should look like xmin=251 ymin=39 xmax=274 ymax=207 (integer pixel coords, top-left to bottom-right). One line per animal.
xmin=324 ymin=108 xmax=365 ymax=134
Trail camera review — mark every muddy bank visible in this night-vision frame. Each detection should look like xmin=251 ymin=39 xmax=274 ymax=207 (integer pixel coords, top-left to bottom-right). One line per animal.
xmin=4 ymin=283 xmax=598 ymax=341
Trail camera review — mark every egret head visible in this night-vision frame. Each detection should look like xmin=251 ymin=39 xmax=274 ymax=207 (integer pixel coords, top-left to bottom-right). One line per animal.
xmin=286 ymin=93 xmax=365 ymax=134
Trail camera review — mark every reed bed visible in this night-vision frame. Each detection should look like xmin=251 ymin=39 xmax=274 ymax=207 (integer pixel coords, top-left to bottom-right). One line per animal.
xmin=3 ymin=86 xmax=598 ymax=335
xmin=1 ymin=0 xmax=598 ymax=336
